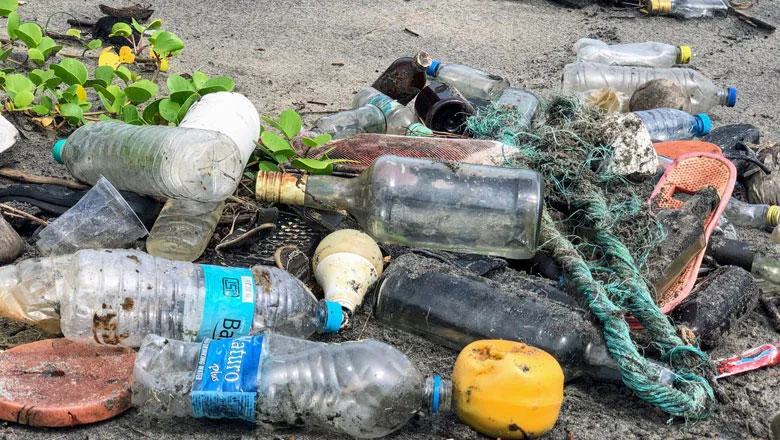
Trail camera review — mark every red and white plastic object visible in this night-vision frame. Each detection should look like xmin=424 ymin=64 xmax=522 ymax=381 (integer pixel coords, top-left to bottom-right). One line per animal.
xmin=715 ymin=344 xmax=779 ymax=379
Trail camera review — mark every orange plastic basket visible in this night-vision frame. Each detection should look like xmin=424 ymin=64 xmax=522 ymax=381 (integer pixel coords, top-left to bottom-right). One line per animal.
xmin=627 ymin=152 xmax=736 ymax=329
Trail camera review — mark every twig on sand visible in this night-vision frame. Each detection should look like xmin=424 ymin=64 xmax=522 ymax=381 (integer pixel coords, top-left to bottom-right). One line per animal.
xmin=0 ymin=168 xmax=89 ymax=190
xmin=0 ymin=203 xmax=48 ymax=226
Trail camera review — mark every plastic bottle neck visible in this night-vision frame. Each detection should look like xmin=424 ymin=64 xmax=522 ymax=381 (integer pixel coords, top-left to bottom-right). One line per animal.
xmin=424 ymin=376 xmax=452 ymax=414
xmin=717 ymin=89 xmax=730 ymax=106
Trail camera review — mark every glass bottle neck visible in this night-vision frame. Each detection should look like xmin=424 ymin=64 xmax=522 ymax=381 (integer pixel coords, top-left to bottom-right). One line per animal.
xmin=303 ymin=174 xmax=360 ymax=212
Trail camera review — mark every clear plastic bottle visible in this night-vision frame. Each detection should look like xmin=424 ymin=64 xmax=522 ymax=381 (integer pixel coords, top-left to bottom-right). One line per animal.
xmin=723 ymin=197 xmax=780 ymax=229
xmin=310 ymin=105 xmax=387 ymax=139
xmin=371 ymin=51 xmax=432 ymax=105
xmin=132 ymin=332 xmax=448 ymax=438
xmin=146 ymin=199 xmax=224 ymax=262
xmin=352 ymin=88 xmax=432 ymax=136
xmin=574 ymin=38 xmax=692 ymax=67
xmin=495 ymin=88 xmax=540 ymax=126
xmin=426 ymin=61 xmax=510 ymax=101
xmin=53 ymin=122 xmax=244 ymax=202
xmin=562 ymin=62 xmax=737 ymax=114
xmin=256 ymin=155 xmax=543 ymax=259
xmin=648 ymin=0 xmax=728 ymax=19
xmin=633 ymin=108 xmax=711 ymax=142
xmin=0 ymin=249 xmax=342 ymax=346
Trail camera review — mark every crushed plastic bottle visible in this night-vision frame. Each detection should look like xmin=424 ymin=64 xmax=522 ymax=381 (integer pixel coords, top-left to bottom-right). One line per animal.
xmin=353 ymin=87 xmax=432 ymax=136
xmin=723 ymin=197 xmax=780 ymax=229
xmin=426 ymin=61 xmax=510 ymax=101
xmin=494 ymin=88 xmax=540 ymax=126
xmin=133 ymin=332 xmax=447 ymax=438
xmin=634 ymin=108 xmax=711 ymax=142
xmin=53 ymin=122 xmax=243 ymax=202
xmin=372 ymin=51 xmax=433 ymax=105
xmin=648 ymin=0 xmax=728 ymax=19
xmin=574 ymin=38 xmax=692 ymax=67
xmin=562 ymin=62 xmax=737 ymax=113
xmin=256 ymin=155 xmax=543 ymax=259
xmin=310 ymin=105 xmax=387 ymax=139
xmin=0 ymin=249 xmax=342 ymax=346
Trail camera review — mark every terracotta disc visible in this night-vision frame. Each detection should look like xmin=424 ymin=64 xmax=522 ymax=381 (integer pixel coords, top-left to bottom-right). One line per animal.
xmin=0 ymin=338 xmax=135 ymax=427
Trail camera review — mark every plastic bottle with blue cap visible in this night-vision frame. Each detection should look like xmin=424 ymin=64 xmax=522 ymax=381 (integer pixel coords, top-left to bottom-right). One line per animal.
xmin=426 ymin=60 xmax=510 ymax=102
xmin=133 ymin=332 xmax=449 ymax=437
xmin=0 ymin=249 xmax=343 ymax=346
xmin=633 ymin=108 xmax=712 ymax=142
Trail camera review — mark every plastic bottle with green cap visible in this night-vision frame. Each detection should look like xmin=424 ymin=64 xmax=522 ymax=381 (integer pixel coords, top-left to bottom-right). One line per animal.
xmin=648 ymin=0 xmax=727 ymax=19
xmin=352 ymin=87 xmax=433 ymax=136
xmin=574 ymin=38 xmax=692 ymax=67
xmin=0 ymin=249 xmax=344 ymax=346
xmin=633 ymin=108 xmax=711 ymax=142
xmin=562 ymin=62 xmax=737 ymax=114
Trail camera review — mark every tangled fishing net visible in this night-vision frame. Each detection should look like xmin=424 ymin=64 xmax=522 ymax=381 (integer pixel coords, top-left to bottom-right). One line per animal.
xmin=466 ymin=97 xmax=715 ymax=420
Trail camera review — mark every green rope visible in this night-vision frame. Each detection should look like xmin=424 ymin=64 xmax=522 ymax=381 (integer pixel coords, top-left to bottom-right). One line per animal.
xmin=466 ymin=100 xmax=715 ymax=420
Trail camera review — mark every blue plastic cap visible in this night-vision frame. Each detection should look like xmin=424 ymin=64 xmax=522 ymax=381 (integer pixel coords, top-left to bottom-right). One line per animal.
xmin=727 ymin=88 xmax=737 ymax=107
xmin=322 ymin=301 xmax=343 ymax=333
xmin=52 ymin=139 xmax=66 ymax=164
xmin=694 ymin=114 xmax=711 ymax=136
xmin=426 ymin=60 xmax=440 ymax=77
xmin=431 ymin=375 xmax=441 ymax=413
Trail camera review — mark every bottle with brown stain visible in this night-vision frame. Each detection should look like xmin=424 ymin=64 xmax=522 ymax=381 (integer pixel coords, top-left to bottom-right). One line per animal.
xmin=372 ymin=51 xmax=433 ymax=105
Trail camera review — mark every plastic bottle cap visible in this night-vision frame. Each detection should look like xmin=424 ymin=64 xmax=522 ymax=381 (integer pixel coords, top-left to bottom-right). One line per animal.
xmin=694 ymin=114 xmax=711 ymax=136
xmin=767 ymin=205 xmax=780 ymax=227
xmin=52 ymin=139 xmax=66 ymax=164
xmin=727 ymin=88 xmax=738 ymax=107
xmin=649 ymin=0 xmax=671 ymax=13
xmin=323 ymin=300 xmax=343 ymax=333
xmin=431 ymin=375 xmax=441 ymax=413
xmin=677 ymin=46 xmax=692 ymax=64
xmin=426 ymin=60 xmax=440 ymax=77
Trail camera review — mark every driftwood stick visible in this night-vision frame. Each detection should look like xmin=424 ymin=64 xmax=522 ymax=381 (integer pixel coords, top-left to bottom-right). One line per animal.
xmin=0 ymin=168 xmax=89 ymax=190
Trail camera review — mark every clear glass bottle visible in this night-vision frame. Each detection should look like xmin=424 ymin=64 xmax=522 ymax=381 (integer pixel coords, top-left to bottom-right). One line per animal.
xmin=310 ymin=105 xmax=386 ymax=139
xmin=633 ymin=108 xmax=711 ymax=142
xmin=723 ymin=197 xmax=779 ymax=229
xmin=426 ymin=61 xmax=510 ymax=101
xmin=562 ymin=62 xmax=737 ymax=114
xmin=352 ymin=87 xmax=432 ymax=136
xmin=574 ymin=38 xmax=692 ymax=67
xmin=495 ymin=88 xmax=540 ymax=126
xmin=649 ymin=0 xmax=728 ymax=19
xmin=0 ymin=249 xmax=343 ymax=346
xmin=256 ymin=155 xmax=543 ymax=259
xmin=413 ymin=81 xmax=475 ymax=134
xmin=132 ymin=333 xmax=448 ymax=438
xmin=53 ymin=122 xmax=243 ymax=202
xmin=146 ymin=199 xmax=224 ymax=262
xmin=371 ymin=50 xmax=432 ymax=105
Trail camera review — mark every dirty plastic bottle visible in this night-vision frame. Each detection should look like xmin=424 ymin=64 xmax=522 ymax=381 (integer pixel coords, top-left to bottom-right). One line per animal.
xmin=353 ymin=87 xmax=432 ymax=136
xmin=494 ymin=88 xmax=540 ymax=126
xmin=562 ymin=62 xmax=737 ymax=114
xmin=648 ymin=0 xmax=728 ymax=19
xmin=372 ymin=51 xmax=433 ymax=105
xmin=426 ymin=61 xmax=510 ymax=101
xmin=723 ymin=197 xmax=780 ymax=229
xmin=574 ymin=38 xmax=692 ymax=67
xmin=53 ymin=122 xmax=243 ymax=203
xmin=0 ymin=249 xmax=343 ymax=346
xmin=634 ymin=108 xmax=711 ymax=142
xmin=256 ymin=155 xmax=543 ymax=259
xmin=133 ymin=333 xmax=448 ymax=438
xmin=413 ymin=81 xmax=475 ymax=134
xmin=310 ymin=105 xmax=387 ymax=140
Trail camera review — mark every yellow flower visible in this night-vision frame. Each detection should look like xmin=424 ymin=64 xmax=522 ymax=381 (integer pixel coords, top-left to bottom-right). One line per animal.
xmin=98 ymin=47 xmax=120 ymax=69
xmin=118 ymin=46 xmax=135 ymax=64
xmin=75 ymin=85 xmax=87 ymax=103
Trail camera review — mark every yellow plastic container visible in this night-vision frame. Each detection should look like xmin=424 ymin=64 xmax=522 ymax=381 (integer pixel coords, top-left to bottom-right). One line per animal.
xmin=452 ymin=340 xmax=564 ymax=439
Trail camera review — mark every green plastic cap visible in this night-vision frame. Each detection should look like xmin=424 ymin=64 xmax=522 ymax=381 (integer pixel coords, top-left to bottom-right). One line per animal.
xmin=52 ymin=139 xmax=66 ymax=164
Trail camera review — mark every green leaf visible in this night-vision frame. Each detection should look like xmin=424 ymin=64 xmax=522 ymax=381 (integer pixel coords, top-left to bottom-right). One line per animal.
xmin=51 ymin=58 xmax=88 ymax=85
xmin=124 ymin=79 xmax=158 ymax=104
xmin=94 ymin=84 xmax=123 ymax=113
xmin=109 ymin=22 xmax=132 ymax=38
xmin=197 ymin=77 xmax=234 ymax=95
xmin=142 ymin=98 xmax=165 ymax=125
xmin=4 ymin=73 xmax=33 ymax=94
xmin=27 ymin=47 xmax=44 ymax=65
xmin=94 ymin=65 xmax=114 ymax=86
xmin=130 ymin=18 xmax=144 ymax=33
xmin=98 ymin=113 xmax=122 ymax=123
xmin=122 ymin=104 xmax=141 ymax=124
xmin=170 ymin=90 xmax=196 ymax=105
xmin=291 ymin=158 xmax=352 ymax=175
xmin=260 ymin=131 xmax=295 ymax=160
xmin=79 ymin=101 xmax=92 ymax=112
xmin=43 ymin=76 xmax=61 ymax=90
xmin=36 ymin=37 xmax=61 ymax=57
xmin=29 ymin=68 xmax=53 ymax=86
xmin=302 ymin=137 xmax=318 ymax=148
xmin=65 ymin=28 xmax=81 ymax=38
xmin=167 ymin=74 xmax=195 ymax=93
xmin=0 ymin=0 xmax=17 ymax=16
xmin=6 ymin=11 xmax=19 ymax=39
xmin=261 ymin=115 xmax=285 ymax=135
xmin=12 ymin=90 xmax=33 ymax=108
xmin=191 ymin=71 xmax=208 ymax=89
xmin=16 ymin=22 xmax=42 ymax=48
xmin=312 ymin=133 xmax=332 ymax=146
xmin=158 ymin=98 xmax=180 ymax=122
xmin=278 ymin=109 xmax=302 ymax=139
xmin=85 ymin=39 xmax=102 ymax=51
xmin=145 ymin=19 xmax=162 ymax=31
xmin=174 ymin=92 xmax=199 ymax=124
xmin=243 ymin=170 xmax=257 ymax=180
xmin=258 ymin=161 xmax=280 ymax=172
xmin=59 ymin=102 xmax=83 ymax=124
xmin=59 ymin=84 xmax=79 ymax=102
xmin=0 ymin=47 xmax=12 ymax=61
xmin=114 ymin=66 xmax=132 ymax=83
xmin=32 ymin=95 xmax=52 ymax=115
xmin=149 ymin=30 xmax=183 ymax=56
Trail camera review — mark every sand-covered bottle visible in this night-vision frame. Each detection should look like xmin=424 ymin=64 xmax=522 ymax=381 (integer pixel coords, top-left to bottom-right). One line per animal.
xmin=310 ymin=105 xmax=386 ymax=139
xmin=574 ymin=38 xmax=692 ymax=67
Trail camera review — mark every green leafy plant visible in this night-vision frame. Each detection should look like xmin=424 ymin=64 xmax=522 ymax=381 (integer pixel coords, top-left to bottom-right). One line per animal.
xmin=1 ymin=3 xmax=63 ymax=66
xmin=109 ymin=18 xmax=182 ymax=78
xmin=64 ymin=28 xmax=101 ymax=56
xmin=254 ymin=109 xmax=350 ymax=175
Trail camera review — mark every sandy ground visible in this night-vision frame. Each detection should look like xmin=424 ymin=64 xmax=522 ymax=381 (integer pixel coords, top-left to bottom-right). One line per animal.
xmin=0 ymin=0 xmax=779 ymax=439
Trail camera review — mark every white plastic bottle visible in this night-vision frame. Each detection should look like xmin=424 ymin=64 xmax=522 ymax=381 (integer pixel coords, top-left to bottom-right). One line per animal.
xmin=53 ymin=122 xmax=243 ymax=202
xmin=633 ymin=108 xmax=711 ymax=142
xmin=574 ymin=38 xmax=692 ymax=67
xmin=352 ymin=88 xmax=432 ymax=136
xmin=562 ymin=62 xmax=737 ymax=114
xmin=724 ymin=198 xmax=780 ymax=229
xmin=0 ymin=249 xmax=343 ymax=346
xmin=426 ymin=61 xmax=510 ymax=101
xmin=311 ymin=104 xmax=387 ymax=139
xmin=648 ymin=0 xmax=728 ymax=19
xmin=133 ymin=333 xmax=449 ymax=438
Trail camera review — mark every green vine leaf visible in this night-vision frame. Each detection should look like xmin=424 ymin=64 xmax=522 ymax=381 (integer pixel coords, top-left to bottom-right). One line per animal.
xmin=191 ymin=71 xmax=208 ymax=89
xmin=109 ymin=22 xmax=132 ymax=38
xmin=158 ymin=97 xmax=180 ymax=122
xmin=6 ymin=11 xmax=19 ymax=39
xmin=32 ymin=95 xmax=52 ymax=115
xmin=124 ymin=79 xmax=158 ymax=104
xmin=149 ymin=30 xmax=184 ymax=56
xmin=114 ymin=66 xmax=132 ymax=83
xmin=27 ymin=47 xmax=43 ymax=65
xmin=175 ymin=92 xmax=199 ymax=123
xmin=258 ymin=161 xmax=280 ymax=172
xmin=28 ymin=68 xmax=54 ymax=87
xmin=0 ymin=0 xmax=17 ymax=16
xmin=290 ymin=158 xmax=353 ymax=175
xmin=65 ymin=28 xmax=81 ymax=38
xmin=278 ymin=109 xmax=302 ymax=139
xmin=36 ymin=37 xmax=62 ymax=57
xmin=85 ymin=39 xmax=102 ymax=51
xmin=130 ymin=18 xmax=145 ymax=33
xmin=51 ymin=58 xmax=88 ymax=85
xmin=15 ymin=22 xmax=42 ymax=48
xmin=197 ymin=76 xmax=234 ymax=95
xmin=59 ymin=102 xmax=84 ymax=125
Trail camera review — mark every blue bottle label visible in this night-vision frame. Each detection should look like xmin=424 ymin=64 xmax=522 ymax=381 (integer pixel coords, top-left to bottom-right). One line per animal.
xmin=191 ymin=335 xmax=264 ymax=422
xmin=198 ymin=265 xmax=256 ymax=341
xmin=368 ymin=94 xmax=400 ymax=116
